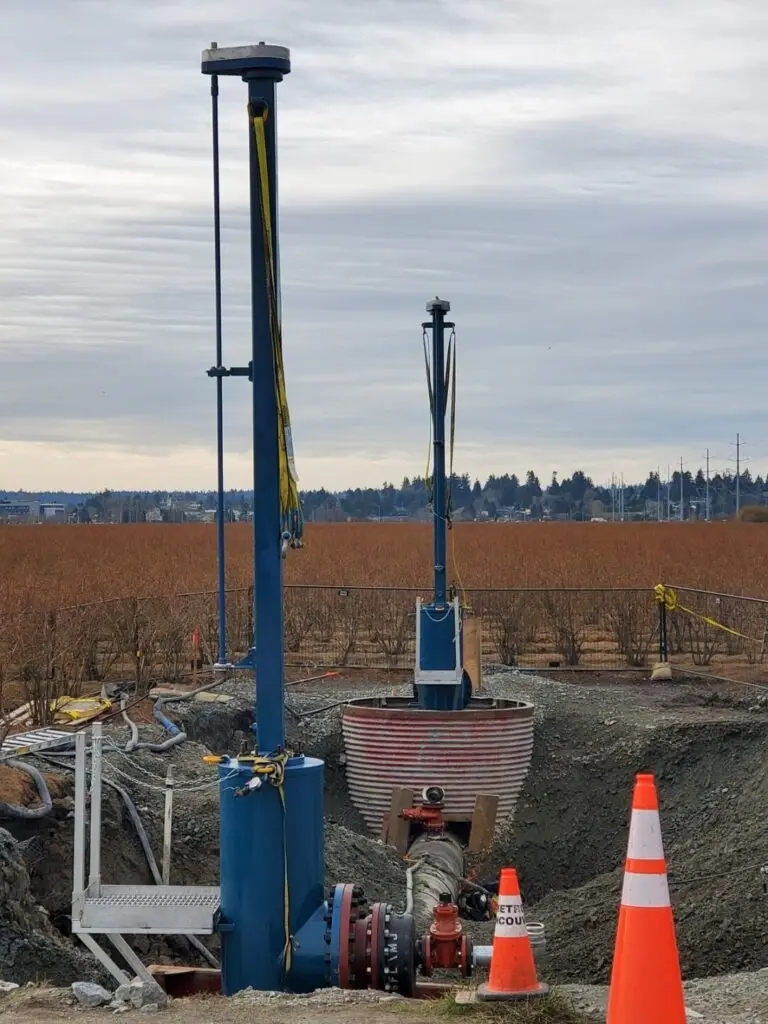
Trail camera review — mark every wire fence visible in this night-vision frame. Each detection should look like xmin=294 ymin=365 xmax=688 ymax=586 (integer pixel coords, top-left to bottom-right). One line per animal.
xmin=661 ymin=585 xmax=768 ymax=668
xmin=2 ymin=585 xmax=767 ymax=714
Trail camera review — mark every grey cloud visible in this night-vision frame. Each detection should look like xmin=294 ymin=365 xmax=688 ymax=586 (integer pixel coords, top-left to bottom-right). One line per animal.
xmin=1 ymin=0 xmax=767 ymax=488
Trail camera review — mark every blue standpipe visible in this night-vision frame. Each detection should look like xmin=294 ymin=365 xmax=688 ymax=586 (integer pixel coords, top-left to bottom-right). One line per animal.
xmin=201 ymin=42 xmax=328 ymax=996
xmin=415 ymin=298 xmax=471 ymax=712
xmin=429 ymin=299 xmax=450 ymax=609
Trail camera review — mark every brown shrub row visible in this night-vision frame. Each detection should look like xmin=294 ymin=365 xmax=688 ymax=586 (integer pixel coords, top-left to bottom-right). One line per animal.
xmin=3 ymin=584 xmax=765 ymax=725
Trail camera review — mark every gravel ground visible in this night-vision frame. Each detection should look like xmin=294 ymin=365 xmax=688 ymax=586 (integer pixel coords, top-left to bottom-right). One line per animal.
xmin=562 ymin=967 xmax=768 ymax=1023
xmin=4 ymin=972 xmax=768 ymax=1024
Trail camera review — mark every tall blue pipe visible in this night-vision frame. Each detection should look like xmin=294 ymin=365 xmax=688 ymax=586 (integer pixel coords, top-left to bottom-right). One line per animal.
xmin=427 ymin=298 xmax=450 ymax=609
xmin=245 ymin=73 xmax=286 ymax=753
xmin=202 ymin=44 xmax=328 ymax=996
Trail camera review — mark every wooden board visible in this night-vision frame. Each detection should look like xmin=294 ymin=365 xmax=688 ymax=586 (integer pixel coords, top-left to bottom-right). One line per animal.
xmin=381 ymin=787 xmax=414 ymax=853
xmin=468 ymin=793 xmax=499 ymax=855
xmin=463 ymin=616 xmax=483 ymax=692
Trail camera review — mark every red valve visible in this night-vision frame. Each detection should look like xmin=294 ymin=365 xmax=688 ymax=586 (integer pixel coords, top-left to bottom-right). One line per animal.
xmin=421 ymin=896 xmax=472 ymax=977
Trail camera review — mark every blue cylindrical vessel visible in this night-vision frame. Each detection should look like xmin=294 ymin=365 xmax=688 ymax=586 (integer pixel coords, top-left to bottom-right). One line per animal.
xmin=218 ymin=754 xmax=325 ymax=994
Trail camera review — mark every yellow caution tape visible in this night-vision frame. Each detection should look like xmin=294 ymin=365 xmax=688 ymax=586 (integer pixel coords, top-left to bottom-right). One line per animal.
xmin=249 ymin=107 xmax=300 ymax=521
xmin=654 ymin=584 xmax=762 ymax=645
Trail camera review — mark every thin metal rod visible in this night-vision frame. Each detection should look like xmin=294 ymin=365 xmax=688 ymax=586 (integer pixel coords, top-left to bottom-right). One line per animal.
xmin=89 ymin=723 xmax=102 ymax=892
xmin=73 ymin=730 xmax=86 ymax=902
xmin=211 ymin=69 xmax=228 ymax=666
xmin=162 ymin=765 xmax=174 ymax=885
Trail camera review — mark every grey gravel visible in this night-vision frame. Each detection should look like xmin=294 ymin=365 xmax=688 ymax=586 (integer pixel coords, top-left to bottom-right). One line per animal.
xmin=562 ymin=967 xmax=768 ymax=1023
xmin=232 ymin=985 xmax=403 ymax=1005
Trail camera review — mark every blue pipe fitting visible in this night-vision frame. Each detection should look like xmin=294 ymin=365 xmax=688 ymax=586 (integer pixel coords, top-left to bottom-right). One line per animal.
xmin=153 ymin=703 xmax=181 ymax=736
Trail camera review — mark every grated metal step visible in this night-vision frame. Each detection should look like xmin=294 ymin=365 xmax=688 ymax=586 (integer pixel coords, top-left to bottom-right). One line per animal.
xmin=77 ymin=885 xmax=221 ymax=935
xmin=0 ymin=727 xmax=76 ymax=760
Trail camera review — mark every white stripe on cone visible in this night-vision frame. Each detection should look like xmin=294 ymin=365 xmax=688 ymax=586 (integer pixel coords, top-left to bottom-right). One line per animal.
xmin=493 ymin=895 xmax=528 ymax=939
xmin=621 ymin=871 xmax=672 ymax=908
xmin=626 ymin=809 xmax=665 ymax=860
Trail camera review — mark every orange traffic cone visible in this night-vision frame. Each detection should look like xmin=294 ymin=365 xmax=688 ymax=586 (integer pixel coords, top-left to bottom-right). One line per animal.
xmin=607 ymin=773 xmax=686 ymax=1024
xmin=477 ymin=867 xmax=548 ymax=1001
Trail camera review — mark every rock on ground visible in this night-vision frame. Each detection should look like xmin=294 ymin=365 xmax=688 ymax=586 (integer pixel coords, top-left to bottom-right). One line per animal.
xmin=71 ymin=982 xmax=111 ymax=1007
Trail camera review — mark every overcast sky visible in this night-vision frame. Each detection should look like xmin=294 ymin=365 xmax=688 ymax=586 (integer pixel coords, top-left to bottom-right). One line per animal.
xmin=1 ymin=0 xmax=767 ymax=492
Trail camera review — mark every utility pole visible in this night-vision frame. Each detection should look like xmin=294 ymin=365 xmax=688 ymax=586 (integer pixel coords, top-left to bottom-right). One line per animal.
xmin=736 ymin=432 xmax=740 ymax=516
xmin=667 ymin=464 xmax=671 ymax=521
xmin=620 ymin=473 xmax=625 ymax=521
xmin=611 ymin=473 xmax=616 ymax=522
xmin=679 ymin=457 xmax=684 ymax=521
xmin=656 ymin=466 xmax=661 ymax=521
xmin=705 ymin=448 xmax=710 ymax=522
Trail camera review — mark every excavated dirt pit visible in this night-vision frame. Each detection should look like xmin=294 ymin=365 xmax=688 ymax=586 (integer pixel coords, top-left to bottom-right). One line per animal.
xmin=1 ymin=667 xmax=766 ymax=994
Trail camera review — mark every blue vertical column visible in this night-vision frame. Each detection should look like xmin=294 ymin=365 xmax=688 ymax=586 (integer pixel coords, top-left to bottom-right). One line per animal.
xmin=245 ymin=70 xmax=285 ymax=754
xmin=427 ymin=297 xmax=450 ymax=608
xmin=202 ymin=45 xmax=326 ymax=997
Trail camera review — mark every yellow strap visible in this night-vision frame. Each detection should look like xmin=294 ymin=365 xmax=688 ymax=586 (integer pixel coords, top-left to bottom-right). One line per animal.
xmin=249 ymin=749 xmax=292 ymax=975
xmin=249 ymin=108 xmax=300 ymax=518
xmin=654 ymin=584 xmax=761 ymax=645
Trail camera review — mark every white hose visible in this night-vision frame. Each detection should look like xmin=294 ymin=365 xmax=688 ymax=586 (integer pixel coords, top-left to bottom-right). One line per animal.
xmin=405 ymin=857 xmax=424 ymax=916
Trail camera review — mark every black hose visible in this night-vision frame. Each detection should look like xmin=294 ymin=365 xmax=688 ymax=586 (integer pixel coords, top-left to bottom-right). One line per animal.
xmin=0 ymin=759 xmax=53 ymax=819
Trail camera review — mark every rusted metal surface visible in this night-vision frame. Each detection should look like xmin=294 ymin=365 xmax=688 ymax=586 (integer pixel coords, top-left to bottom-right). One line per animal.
xmin=342 ymin=696 xmax=534 ymax=835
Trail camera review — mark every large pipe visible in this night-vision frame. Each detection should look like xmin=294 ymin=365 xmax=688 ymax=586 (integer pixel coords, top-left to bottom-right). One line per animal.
xmin=406 ymin=832 xmax=465 ymax=930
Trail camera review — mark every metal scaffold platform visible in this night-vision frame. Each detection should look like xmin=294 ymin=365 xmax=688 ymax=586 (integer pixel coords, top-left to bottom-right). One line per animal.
xmin=70 ymin=723 xmax=221 ymax=985
xmin=0 ymin=727 xmax=75 ymax=760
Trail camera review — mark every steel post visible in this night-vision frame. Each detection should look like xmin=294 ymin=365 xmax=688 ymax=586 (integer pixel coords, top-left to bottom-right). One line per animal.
xmin=416 ymin=299 xmax=468 ymax=710
xmin=202 ymin=43 xmax=290 ymax=753
xmin=202 ymin=43 xmax=331 ymax=997
xmin=245 ymin=71 xmax=285 ymax=753
xmin=210 ymin=64 xmax=228 ymax=667
xmin=427 ymin=298 xmax=450 ymax=608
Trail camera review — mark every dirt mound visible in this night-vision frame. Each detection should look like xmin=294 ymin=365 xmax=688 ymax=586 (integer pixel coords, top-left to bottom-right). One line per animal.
xmin=475 ymin=673 xmax=768 ymax=983
xmin=0 ymin=828 xmax=101 ymax=985
xmin=324 ymin=822 xmax=405 ymax=907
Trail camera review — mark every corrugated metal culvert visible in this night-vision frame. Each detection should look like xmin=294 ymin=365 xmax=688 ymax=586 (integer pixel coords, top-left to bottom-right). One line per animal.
xmin=341 ymin=696 xmax=535 ymax=835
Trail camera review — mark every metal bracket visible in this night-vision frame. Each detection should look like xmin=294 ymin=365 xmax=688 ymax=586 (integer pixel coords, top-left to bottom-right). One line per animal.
xmin=234 ymin=648 xmax=257 ymax=670
xmin=207 ymin=364 xmax=252 ymax=380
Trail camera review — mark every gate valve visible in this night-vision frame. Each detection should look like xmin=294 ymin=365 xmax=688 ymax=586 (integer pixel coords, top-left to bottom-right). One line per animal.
xmin=421 ymin=894 xmax=471 ymax=977
xmin=401 ymin=804 xmax=446 ymax=832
